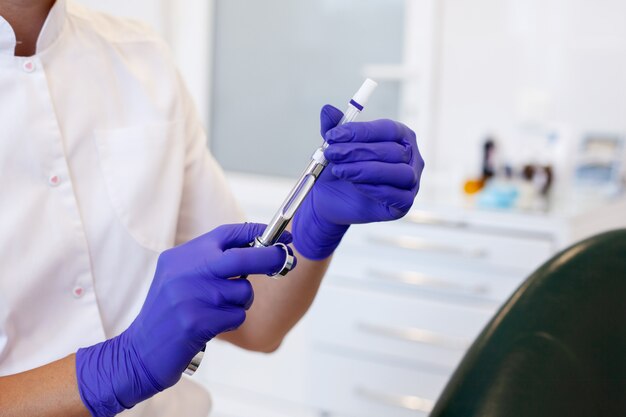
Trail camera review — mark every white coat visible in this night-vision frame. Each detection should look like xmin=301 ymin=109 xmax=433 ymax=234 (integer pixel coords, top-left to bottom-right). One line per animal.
xmin=0 ymin=1 xmax=243 ymax=415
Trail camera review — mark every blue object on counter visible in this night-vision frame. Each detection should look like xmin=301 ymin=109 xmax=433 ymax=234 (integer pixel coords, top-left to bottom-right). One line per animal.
xmin=477 ymin=182 xmax=520 ymax=209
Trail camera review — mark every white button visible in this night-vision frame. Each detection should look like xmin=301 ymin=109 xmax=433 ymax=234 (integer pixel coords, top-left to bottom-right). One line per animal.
xmin=72 ymin=286 xmax=85 ymax=298
xmin=23 ymin=60 xmax=35 ymax=73
xmin=48 ymin=175 xmax=60 ymax=187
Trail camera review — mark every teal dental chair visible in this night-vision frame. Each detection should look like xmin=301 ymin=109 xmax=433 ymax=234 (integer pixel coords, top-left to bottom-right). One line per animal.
xmin=430 ymin=230 xmax=626 ymax=417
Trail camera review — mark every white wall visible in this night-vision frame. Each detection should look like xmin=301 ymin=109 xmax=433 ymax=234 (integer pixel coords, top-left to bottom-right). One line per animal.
xmin=433 ymin=0 xmax=626 ymax=182
xmin=72 ymin=0 xmax=626 ymax=188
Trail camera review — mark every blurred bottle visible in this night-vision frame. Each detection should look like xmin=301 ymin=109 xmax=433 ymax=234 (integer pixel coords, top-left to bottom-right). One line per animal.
xmin=463 ymin=136 xmax=497 ymax=195
xmin=482 ymin=138 xmax=497 ymax=179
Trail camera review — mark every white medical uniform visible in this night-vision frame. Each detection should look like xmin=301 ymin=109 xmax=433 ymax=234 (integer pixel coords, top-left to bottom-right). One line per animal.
xmin=0 ymin=0 xmax=243 ymax=415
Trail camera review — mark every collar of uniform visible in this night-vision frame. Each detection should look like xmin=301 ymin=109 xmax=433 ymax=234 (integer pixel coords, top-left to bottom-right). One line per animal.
xmin=0 ymin=0 xmax=67 ymax=56
xmin=0 ymin=16 xmax=17 ymax=56
xmin=36 ymin=0 xmax=67 ymax=53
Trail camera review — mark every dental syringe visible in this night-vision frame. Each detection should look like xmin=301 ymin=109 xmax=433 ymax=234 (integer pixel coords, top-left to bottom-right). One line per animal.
xmin=253 ymin=79 xmax=378 ymax=253
xmin=184 ymin=79 xmax=378 ymax=377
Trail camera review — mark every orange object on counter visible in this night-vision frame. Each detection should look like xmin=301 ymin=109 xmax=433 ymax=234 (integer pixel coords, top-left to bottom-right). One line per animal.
xmin=463 ymin=178 xmax=486 ymax=195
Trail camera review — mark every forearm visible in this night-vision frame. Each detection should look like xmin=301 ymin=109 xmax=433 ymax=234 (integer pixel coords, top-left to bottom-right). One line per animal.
xmin=219 ymin=247 xmax=331 ymax=352
xmin=0 ymin=354 xmax=90 ymax=417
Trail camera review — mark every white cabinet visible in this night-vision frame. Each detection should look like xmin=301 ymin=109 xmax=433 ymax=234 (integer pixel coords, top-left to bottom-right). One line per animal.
xmin=310 ymin=350 xmax=447 ymax=417
xmin=309 ymin=285 xmax=493 ymax=372
xmin=198 ymin=172 xmax=626 ymax=417
xmin=304 ymin=208 xmax=554 ymax=415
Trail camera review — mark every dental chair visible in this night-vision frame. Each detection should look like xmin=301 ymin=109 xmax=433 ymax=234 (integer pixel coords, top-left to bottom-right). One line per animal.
xmin=429 ymin=230 xmax=626 ymax=417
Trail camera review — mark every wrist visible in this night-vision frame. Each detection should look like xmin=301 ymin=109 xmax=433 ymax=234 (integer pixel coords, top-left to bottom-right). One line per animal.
xmin=292 ymin=198 xmax=349 ymax=260
xmin=76 ymin=332 xmax=162 ymax=417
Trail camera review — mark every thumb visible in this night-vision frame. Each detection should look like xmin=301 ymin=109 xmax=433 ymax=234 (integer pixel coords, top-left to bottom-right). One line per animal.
xmin=320 ymin=104 xmax=344 ymax=138
xmin=212 ymin=223 xmax=292 ymax=251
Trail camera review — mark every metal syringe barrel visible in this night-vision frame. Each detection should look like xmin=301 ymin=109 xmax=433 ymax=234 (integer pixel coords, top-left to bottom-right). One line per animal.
xmin=254 ymin=148 xmax=326 ymax=247
xmin=254 ymin=78 xmax=378 ymax=250
xmin=184 ymin=79 xmax=377 ymax=377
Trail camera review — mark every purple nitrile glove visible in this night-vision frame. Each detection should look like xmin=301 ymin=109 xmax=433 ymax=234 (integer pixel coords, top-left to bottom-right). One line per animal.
xmin=76 ymin=223 xmax=295 ymax=417
xmin=292 ymin=104 xmax=424 ymax=260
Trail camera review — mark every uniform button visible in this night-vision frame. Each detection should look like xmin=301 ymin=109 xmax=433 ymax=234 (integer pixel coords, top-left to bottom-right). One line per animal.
xmin=72 ymin=286 xmax=85 ymax=298
xmin=48 ymin=175 xmax=60 ymax=186
xmin=23 ymin=60 xmax=35 ymax=73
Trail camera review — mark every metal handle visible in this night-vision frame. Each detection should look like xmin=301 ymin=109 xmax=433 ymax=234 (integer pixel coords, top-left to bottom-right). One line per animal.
xmin=403 ymin=210 xmax=556 ymax=242
xmin=403 ymin=210 xmax=468 ymax=229
xmin=368 ymin=269 xmax=490 ymax=296
xmin=357 ymin=321 xmax=469 ymax=350
xmin=370 ymin=235 xmax=487 ymax=259
xmin=355 ymin=386 xmax=435 ymax=413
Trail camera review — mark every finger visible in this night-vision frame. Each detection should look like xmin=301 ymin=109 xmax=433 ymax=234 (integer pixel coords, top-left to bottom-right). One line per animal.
xmin=213 ymin=278 xmax=254 ymax=309
xmin=211 ymin=245 xmax=293 ymax=278
xmin=195 ymin=307 xmax=247 ymax=337
xmin=216 ymin=308 xmax=248 ymax=333
xmin=331 ymin=161 xmax=418 ymax=190
xmin=212 ymin=223 xmax=292 ymax=250
xmin=326 ymin=119 xmax=410 ymax=144
xmin=320 ymin=104 xmax=344 ymax=137
xmin=325 ymin=142 xmax=411 ymax=164
xmin=211 ymin=223 xmax=265 ymax=250
xmin=352 ymin=183 xmax=418 ymax=214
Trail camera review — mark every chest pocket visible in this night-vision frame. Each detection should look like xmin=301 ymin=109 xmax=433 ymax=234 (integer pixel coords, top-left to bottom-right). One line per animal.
xmin=95 ymin=120 xmax=186 ymax=252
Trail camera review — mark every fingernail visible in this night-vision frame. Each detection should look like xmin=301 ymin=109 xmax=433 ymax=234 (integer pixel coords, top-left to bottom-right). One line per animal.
xmin=326 ymin=129 xmax=339 ymax=142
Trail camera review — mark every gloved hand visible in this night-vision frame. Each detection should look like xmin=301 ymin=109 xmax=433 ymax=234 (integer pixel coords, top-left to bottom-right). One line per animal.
xmin=292 ymin=105 xmax=424 ymax=260
xmin=76 ymin=223 xmax=295 ymax=417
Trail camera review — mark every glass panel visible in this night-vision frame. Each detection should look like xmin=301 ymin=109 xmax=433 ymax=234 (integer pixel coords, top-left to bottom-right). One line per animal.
xmin=211 ymin=0 xmax=405 ymax=177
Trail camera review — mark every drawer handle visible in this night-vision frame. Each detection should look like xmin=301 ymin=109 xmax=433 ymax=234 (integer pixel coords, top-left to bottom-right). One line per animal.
xmin=370 ymin=235 xmax=487 ymax=259
xmin=369 ymin=269 xmax=490 ymax=296
xmin=357 ymin=322 xmax=470 ymax=350
xmin=403 ymin=210 xmax=556 ymax=242
xmin=355 ymin=386 xmax=435 ymax=413
xmin=403 ymin=210 xmax=468 ymax=229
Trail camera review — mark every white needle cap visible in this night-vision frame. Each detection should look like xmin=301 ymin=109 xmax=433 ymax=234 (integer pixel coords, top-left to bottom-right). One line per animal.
xmin=351 ymin=78 xmax=378 ymax=108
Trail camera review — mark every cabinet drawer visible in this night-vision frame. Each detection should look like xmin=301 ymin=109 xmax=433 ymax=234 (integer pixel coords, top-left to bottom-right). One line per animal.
xmin=327 ymin=251 xmax=524 ymax=306
xmin=311 ymin=349 xmax=448 ymax=417
xmin=309 ymin=285 xmax=492 ymax=370
xmin=342 ymin=221 xmax=554 ymax=272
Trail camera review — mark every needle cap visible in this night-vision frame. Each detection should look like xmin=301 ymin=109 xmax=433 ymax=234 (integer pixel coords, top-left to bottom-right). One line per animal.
xmin=351 ymin=78 xmax=378 ymax=109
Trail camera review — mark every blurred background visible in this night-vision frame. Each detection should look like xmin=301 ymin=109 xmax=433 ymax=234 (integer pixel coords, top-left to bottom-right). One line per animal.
xmin=77 ymin=0 xmax=626 ymax=416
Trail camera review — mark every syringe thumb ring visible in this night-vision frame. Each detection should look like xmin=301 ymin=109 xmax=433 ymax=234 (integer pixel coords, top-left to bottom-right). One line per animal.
xmin=243 ymin=238 xmax=295 ymax=279
xmin=268 ymin=242 xmax=295 ymax=278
